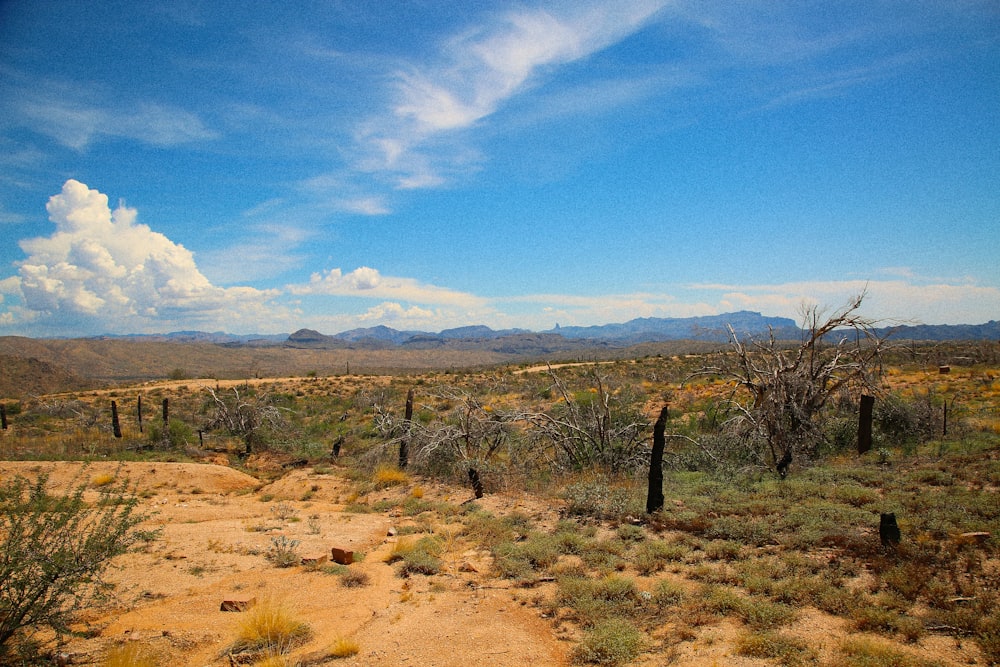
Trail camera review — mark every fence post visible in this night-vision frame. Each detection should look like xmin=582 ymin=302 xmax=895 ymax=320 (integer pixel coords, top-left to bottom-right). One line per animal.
xmin=646 ymin=404 xmax=669 ymax=514
xmin=858 ymin=395 xmax=874 ymax=455
xmin=399 ymin=388 xmax=414 ymax=469
xmin=162 ymin=398 xmax=169 ymax=426
xmin=1 ymin=404 xmax=7 ymax=430
xmin=137 ymin=395 xmax=143 ymax=433
xmin=111 ymin=400 xmax=122 ymax=439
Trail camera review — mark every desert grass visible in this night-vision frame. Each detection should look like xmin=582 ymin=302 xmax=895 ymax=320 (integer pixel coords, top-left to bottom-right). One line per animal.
xmin=373 ymin=464 xmax=409 ymax=488
xmin=327 ymin=636 xmax=360 ymax=659
xmin=102 ymin=642 xmax=159 ymax=667
xmin=91 ymin=472 xmax=116 ymax=487
xmin=571 ymin=618 xmax=645 ymax=665
xmin=229 ymin=598 xmax=312 ymax=656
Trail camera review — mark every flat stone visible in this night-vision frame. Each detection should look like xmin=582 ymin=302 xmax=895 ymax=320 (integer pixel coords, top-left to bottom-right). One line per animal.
xmin=220 ymin=598 xmax=256 ymax=612
xmin=301 ymin=554 xmax=329 ymax=566
xmin=331 ymin=547 xmax=354 ymax=565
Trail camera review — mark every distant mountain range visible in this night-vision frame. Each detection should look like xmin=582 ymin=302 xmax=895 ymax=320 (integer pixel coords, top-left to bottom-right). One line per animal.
xmin=88 ymin=312 xmax=1000 ymax=351
xmin=278 ymin=311 xmax=999 ymax=352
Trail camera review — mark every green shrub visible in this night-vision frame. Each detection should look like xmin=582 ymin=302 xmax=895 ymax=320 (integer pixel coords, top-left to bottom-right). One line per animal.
xmin=146 ymin=418 xmax=194 ymax=448
xmin=0 ymin=473 xmax=150 ymax=658
xmin=572 ymin=618 xmax=645 ymax=665
xmin=829 ymin=636 xmax=941 ymax=667
xmin=735 ymin=630 xmax=816 ymax=666
xmin=265 ymin=535 xmax=301 ymax=568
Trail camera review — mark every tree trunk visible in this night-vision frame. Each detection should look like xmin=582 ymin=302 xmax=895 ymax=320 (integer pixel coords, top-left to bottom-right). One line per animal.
xmin=646 ymin=404 xmax=669 ymax=514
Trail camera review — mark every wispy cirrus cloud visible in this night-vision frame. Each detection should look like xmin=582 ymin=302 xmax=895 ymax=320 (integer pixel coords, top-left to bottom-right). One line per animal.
xmin=353 ymin=1 xmax=669 ymax=189
xmin=4 ymin=76 xmax=215 ymax=150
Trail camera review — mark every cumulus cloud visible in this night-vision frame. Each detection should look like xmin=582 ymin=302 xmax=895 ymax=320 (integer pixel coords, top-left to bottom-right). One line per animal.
xmin=359 ymin=302 xmax=437 ymax=323
xmin=288 ymin=266 xmax=486 ymax=308
xmin=7 ymin=180 xmax=283 ymax=334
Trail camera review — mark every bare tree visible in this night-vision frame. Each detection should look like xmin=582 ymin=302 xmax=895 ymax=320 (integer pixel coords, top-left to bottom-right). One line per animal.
xmin=372 ymin=385 xmax=524 ymax=470
xmin=697 ymin=292 xmax=886 ymax=477
xmin=204 ymin=386 xmax=287 ymax=455
xmin=526 ymin=367 xmax=650 ymax=473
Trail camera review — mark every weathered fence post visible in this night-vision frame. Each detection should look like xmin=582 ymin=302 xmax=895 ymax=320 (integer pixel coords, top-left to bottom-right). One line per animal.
xmin=137 ymin=395 xmax=143 ymax=433
xmin=943 ymin=402 xmax=948 ymax=437
xmin=1 ymin=404 xmax=7 ymax=430
xmin=879 ymin=512 xmax=901 ymax=551
xmin=399 ymin=388 xmax=414 ymax=469
xmin=646 ymin=404 xmax=669 ymax=514
xmin=858 ymin=394 xmax=874 ymax=455
xmin=468 ymin=468 xmax=484 ymax=499
xmin=111 ymin=400 xmax=122 ymax=438
xmin=162 ymin=398 xmax=169 ymax=426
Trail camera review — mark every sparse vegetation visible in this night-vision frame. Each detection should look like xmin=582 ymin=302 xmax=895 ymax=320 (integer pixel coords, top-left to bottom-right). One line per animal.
xmin=230 ymin=599 xmax=311 ymax=656
xmin=0 ymin=336 xmax=997 ymax=665
xmin=0 ymin=472 xmax=151 ymax=660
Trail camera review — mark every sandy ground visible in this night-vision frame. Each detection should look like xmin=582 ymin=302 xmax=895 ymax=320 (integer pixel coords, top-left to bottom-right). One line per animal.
xmin=0 ymin=460 xmax=986 ymax=666
xmin=0 ymin=461 xmax=569 ymax=666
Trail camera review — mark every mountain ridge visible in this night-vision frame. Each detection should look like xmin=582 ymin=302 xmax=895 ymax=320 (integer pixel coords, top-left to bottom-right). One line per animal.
xmin=67 ymin=313 xmax=1000 ymax=348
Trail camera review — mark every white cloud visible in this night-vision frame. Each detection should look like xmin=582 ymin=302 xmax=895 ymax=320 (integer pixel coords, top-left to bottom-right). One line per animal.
xmin=6 ymin=180 xmax=284 ymax=334
xmin=288 ymin=266 xmax=486 ymax=308
xmin=359 ymin=302 xmax=437 ymax=323
xmin=689 ymin=278 xmax=1000 ymax=326
xmin=357 ymin=2 xmax=668 ymax=188
xmin=10 ymin=79 xmax=215 ymax=150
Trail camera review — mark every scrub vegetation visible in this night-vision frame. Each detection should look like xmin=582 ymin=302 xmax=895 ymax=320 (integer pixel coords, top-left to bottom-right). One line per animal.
xmin=1 ymin=309 xmax=999 ymax=664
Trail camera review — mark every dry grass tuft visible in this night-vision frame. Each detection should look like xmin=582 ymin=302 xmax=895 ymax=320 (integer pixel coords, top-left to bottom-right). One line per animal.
xmin=91 ymin=472 xmax=116 ymax=487
xmin=230 ymin=598 xmax=312 ymax=655
xmin=328 ymin=636 xmax=360 ymax=659
xmin=373 ymin=464 xmax=409 ymax=488
xmin=102 ymin=642 xmax=158 ymax=667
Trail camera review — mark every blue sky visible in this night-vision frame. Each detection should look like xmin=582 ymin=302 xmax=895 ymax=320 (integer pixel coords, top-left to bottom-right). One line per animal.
xmin=1 ymin=1 xmax=998 ymax=337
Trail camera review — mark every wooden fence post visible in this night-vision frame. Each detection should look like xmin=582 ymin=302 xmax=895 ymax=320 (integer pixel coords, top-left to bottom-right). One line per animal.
xmin=858 ymin=395 xmax=874 ymax=455
xmin=399 ymin=388 xmax=414 ymax=469
xmin=162 ymin=398 xmax=169 ymax=426
xmin=1 ymin=404 xmax=7 ymax=430
xmin=646 ymin=404 xmax=669 ymax=514
xmin=137 ymin=395 xmax=143 ymax=433
xmin=468 ymin=468 xmax=484 ymax=499
xmin=111 ymin=400 xmax=122 ymax=438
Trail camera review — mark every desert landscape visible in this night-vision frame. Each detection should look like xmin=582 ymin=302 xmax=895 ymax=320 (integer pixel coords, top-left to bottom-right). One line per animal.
xmin=1 ymin=332 xmax=999 ymax=666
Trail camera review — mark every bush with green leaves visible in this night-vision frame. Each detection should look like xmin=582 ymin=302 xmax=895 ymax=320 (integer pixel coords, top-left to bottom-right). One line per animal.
xmin=0 ymin=472 xmax=150 ymax=658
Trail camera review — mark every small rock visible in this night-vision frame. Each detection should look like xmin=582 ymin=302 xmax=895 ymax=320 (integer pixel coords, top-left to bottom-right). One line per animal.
xmin=458 ymin=562 xmax=478 ymax=573
xmin=220 ymin=598 xmax=256 ymax=612
xmin=331 ymin=547 xmax=354 ymax=565
xmin=301 ymin=554 xmax=328 ymax=567
xmin=387 ymin=526 xmax=397 ymax=536
xmin=956 ymin=531 xmax=991 ymax=545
